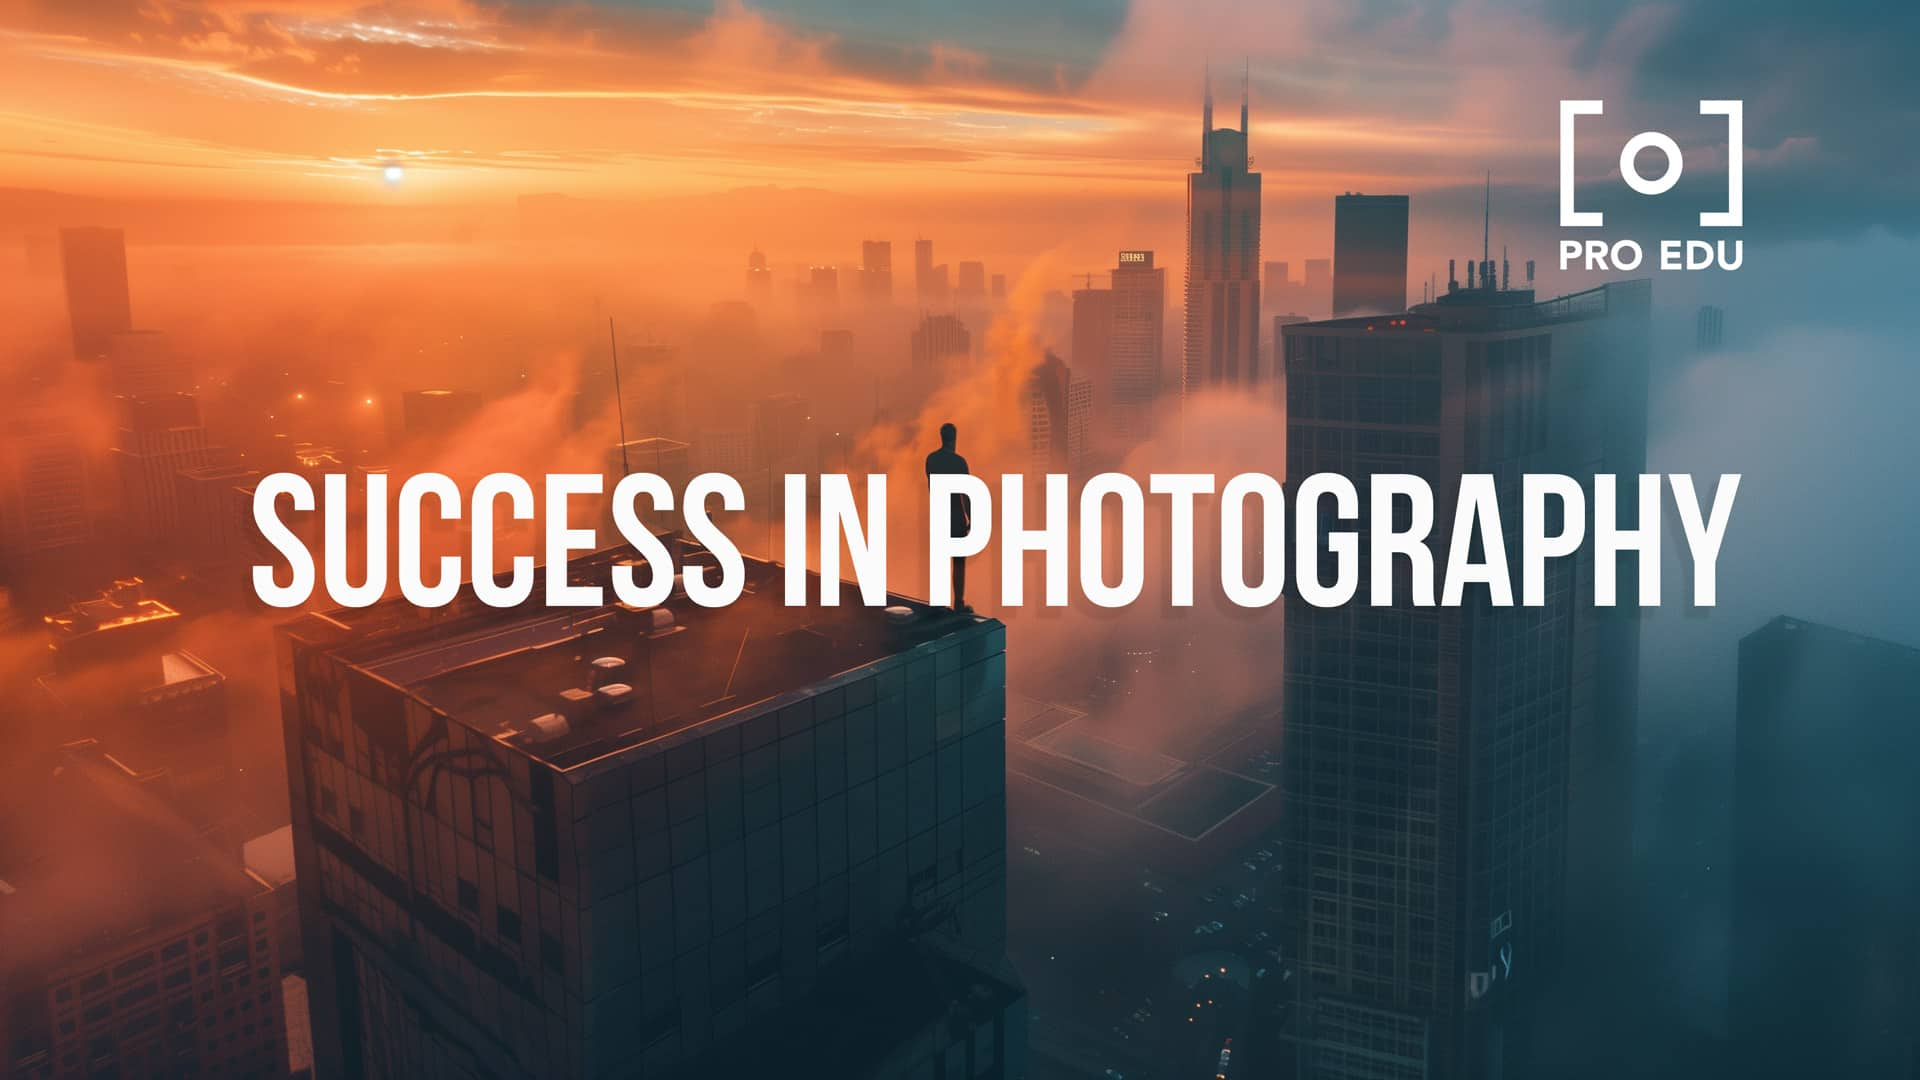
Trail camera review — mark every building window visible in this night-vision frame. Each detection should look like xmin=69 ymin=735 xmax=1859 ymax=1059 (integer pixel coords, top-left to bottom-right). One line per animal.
xmin=539 ymin=932 xmax=563 ymax=974
xmin=497 ymin=905 xmax=521 ymax=941
xmin=457 ymin=878 xmax=478 ymax=913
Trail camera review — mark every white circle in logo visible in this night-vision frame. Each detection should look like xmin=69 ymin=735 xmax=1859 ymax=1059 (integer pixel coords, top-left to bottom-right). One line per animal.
xmin=1619 ymin=131 xmax=1683 ymax=195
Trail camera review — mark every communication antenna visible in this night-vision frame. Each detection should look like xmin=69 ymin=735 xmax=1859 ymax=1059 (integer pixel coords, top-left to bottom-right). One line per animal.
xmin=1482 ymin=171 xmax=1491 ymax=268
xmin=609 ymin=317 xmax=630 ymax=477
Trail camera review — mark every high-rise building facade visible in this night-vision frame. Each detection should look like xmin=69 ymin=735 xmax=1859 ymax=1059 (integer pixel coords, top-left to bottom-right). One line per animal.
xmin=1304 ymin=258 xmax=1332 ymax=316
xmin=956 ymin=261 xmax=987 ymax=301
xmin=861 ymin=240 xmax=893 ymax=302
xmin=1277 ymin=280 xmax=1650 ymax=1079
xmin=0 ymin=412 xmax=94 ymax=565
xmin=1695 ymin=304 xmax=1724 ymax=351
xmin=910 ymin=315 xmax=971 ymax=386
xmin=1331 ymin=194 xmax=1410 ymax=317
xmin=59 ymin=227 xmax=133 ymax=360
xmin=1069 ymin=281 xmax=1113 ymax=391
xmin=1730 ymin=617 xmax=1920 ymax=1079
xmin=914 ymin=239 xmax=949 ymax=305
xmin=106 ymin=330 xmax=193 ymax=397
xmin=806 ymin=266 xmax=839 ymax=315
xmin=1109 ymin=250 xmax=1166 ymax=441
xmin=112 ymin=393 xmax=216 ymax=544
xmin=277 ymin=546 xmax=1022 ymax=1079
xmin=1182 ymin=82 xmax=1262 ymax=393
xmin=1024 ymin=352 xmax=1090 ymax=472
xmin=746 ymin=250 xmax=773 ymax=304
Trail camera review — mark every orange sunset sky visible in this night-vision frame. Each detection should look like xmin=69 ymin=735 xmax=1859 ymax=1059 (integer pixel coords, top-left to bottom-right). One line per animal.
xmin=0 ymin=0 xmax=1688 ymax=219
xmin=0 ymin=0 xmax=1902 ymax=299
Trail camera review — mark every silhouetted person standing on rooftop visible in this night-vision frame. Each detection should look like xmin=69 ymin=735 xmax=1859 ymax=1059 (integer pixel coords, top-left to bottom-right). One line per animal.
xmin=926 ymin=422 xmax=972 ymax=613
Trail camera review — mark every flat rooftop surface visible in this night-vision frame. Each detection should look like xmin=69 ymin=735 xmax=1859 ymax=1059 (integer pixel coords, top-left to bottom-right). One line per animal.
xmin=1006 ymin=694 xmax=1275 ymax=843
xmin=287 ymin=543 xmax=992 ymax=771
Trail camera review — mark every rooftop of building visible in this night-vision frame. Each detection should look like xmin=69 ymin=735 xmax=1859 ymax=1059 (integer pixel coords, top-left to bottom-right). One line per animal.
xmin=1741 ymin=614 xmax=1920 ymax=657
xmin=1284 ymin=279 xmax=1650 ymax=336
xmin=43 ymin=577 xmax=182 ymax=666
xmin=280 ymin=540 xmax=996 ymax=773
xmin=0 ymin=740 xmax=268 ymax=980
xmin=38 ymin=647 xmax=222 ymax=711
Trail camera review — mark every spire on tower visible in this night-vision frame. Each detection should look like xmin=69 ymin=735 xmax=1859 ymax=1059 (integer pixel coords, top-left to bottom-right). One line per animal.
xmin=1202 ymin=64 xmax=1214 ymax=140
xmin=1240 ymin=58 xmax=1249 ymax=134
xmin=1482 ymin=171 xmax=1491 ymax=267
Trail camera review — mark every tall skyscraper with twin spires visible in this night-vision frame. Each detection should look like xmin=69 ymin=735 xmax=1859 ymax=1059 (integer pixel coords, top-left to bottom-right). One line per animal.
xmin=1182 ymin=72 xmax=1262 ymax=395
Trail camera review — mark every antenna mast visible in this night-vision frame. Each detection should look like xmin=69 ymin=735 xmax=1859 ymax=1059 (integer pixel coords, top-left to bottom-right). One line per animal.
xmin=609 ymin=317 xmax=630 ymax=477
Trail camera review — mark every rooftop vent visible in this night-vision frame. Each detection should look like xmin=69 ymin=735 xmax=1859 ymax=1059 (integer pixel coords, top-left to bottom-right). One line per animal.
xmin=588 ymin=656 xmax=626 ymax=689
xmin=884 ymin=605 xmax=916 ymax=627
xmin=525 ymin=712 xmax=571 ymax=743
xmin=595 ymin=682 xmax=635 ymax=710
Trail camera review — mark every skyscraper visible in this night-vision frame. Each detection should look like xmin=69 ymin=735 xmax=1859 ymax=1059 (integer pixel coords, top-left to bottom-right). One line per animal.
xmin=914 ymin=239 xmax=948 ymax=304
xmin=111 ymin=393 xmax=216 ymax=545
xmin=277 ymin=545 xmax=1023 ymax=1079
xmin=746 ymin=249 xmax=773 ymax=303
xmin=1331 ymin=193 xmax=1410 ymax=317
xmin=1024 ymin=352 xmax=1090 ymax=471
xmin=1276 ymin=279 xmax=1650 ymax=1078
xmin=1069 ymin=278 xmax=1113 ymax=391
xmin=806 ymin=266 xmax=840 ymax=315
xmin=0 ymin=411 xmax=93 ymax=564
xmin=957 ymin=261 xmax=987 ymax=301
xmin=1730 ymin=617 xmax=1920 ymax=1079
xmin=59 ymin=226 xmax=133 ymax=360
xmin=1109 ymin=250 xmax=1166 ymax=441
xmin=106 ymin=330 xmax=192 ymax=397
xmin=1262 ymin=260 xmax=1287 ymax=307
xmin=1182 ymin=76 xmax=1262 ymax=393
xmin=1695 ymin=304 xmax=1725 ymax=351
xmin=910 ymin=314 xmax=971 ymax=386
xmin=861 ymin=240 xmax=893 ymax=302
xmin=1304 ymin=258 xmax=1332 ymax=316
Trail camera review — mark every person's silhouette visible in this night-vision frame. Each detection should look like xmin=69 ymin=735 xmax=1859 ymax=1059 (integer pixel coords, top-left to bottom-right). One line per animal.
xmin=925 ymin=422 xmax=972 ymax=613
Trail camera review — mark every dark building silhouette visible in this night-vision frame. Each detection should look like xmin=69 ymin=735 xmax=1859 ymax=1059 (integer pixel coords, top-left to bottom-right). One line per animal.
xmin=860 ymin=240 xmax=892 ymax=302
xmin=910 ymin=314 xmax=971 ymax=384
xmin=746 ymin=249 xmax=773 ymax=304
xmin=1182 ymin=76 xmax=1262 ymax=393
xmin=1695 ymin=304 xmax=1724 ymax=351
xmin=0 ymin=741 xmax=288 ymax=1080
xmin=1730 ymin=617 xmax=1920 ymax=1079
xmin=1277 ymin=279 xmax=1651 ymax=1078
xmin=956 ymin=261 xmax=987 ymax=302
xmin=914 ymin=239 xmax=949 ymax=305
xmin=277 ymin=545 xmax=1023 ymax=1079
xmin=106 ymin=330 xmax=192 ymax=397
xmin=1304 ymin=258 xmax=1332 ymax=316
xmin=805 ymin=266 xmax=839 ymax=316
xmin=0 ymin=411 xmax=95 ymax=566
xmin=59 ymin=226 xmax=133 ymax=360
xmin=111 ymin=393 xmax=215 ymax=546
xmin=1023 ymin=352 xmax=1090 ymax=471
xmin=1069 ymin=277 xmax=1112 ymax=394
xmin=1331 ymin=194 xmax=1410 ymax=317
